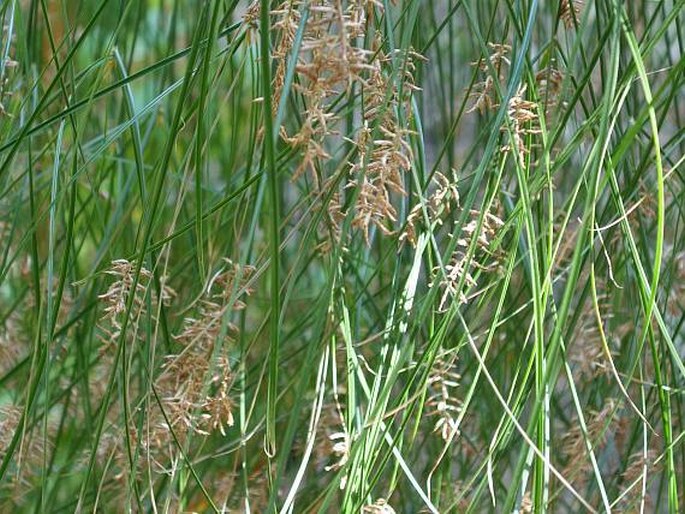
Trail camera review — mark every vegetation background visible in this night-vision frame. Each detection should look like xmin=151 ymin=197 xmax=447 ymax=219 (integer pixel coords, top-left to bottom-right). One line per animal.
xmin=0 ymin=0 xmax=683 ymax=512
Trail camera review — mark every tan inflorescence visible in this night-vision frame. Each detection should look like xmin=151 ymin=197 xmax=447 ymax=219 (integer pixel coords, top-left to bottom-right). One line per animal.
xmin=425 ymin=354 xmax=461 ymax=441
xmin=503 ymin=85 xmax=542 ymax=167
xmin=97 ymin=259 xmax=176 ymax=347
xmin=153 ymin=259 xmax=254 ymax=445
xmin=468 ymin=43 xmax=511 ymax=115
xmin=272 ymin=1 xmax=421 ymax=245
xmin=432 ymin=207 xmax=504 ymax=312
xmin=560 ymin=0 xmax=584 ymax=29
xmin=401 ymin=171 xmax=460 ymax=248
xmin=95 ymin=258 xmax=253 ymax=481
xmin=561 ymin=398 xmax=619 ymax=488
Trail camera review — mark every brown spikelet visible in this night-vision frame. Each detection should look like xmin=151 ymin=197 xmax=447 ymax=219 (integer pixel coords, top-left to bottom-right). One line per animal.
xmin=467 ymin=43 xmax=511 ymax=114
xmin=242 ymin=0 xmax=260 ymax=31
xmin=401 ymin=171 xmax=460 ymax=247
xmin=561 ymin=398 xmax=618 ymax=488
xmin=272 ymin=2 xmax=421 ymax=245
xmin=273 ymin=0 xmax=377 ymax=182
xmin=425 ymin=354 xmax=461 ymax=441
xmin=431 ymin=205 xmax=504 ymax=311
xmin=347 ymin=45 xmax=422 ymax=243
xmin=97 ymin=259 xmax=175 ymax=348
xmin=560 ymin=0 xmax=583 ymax=29
xmin=150 ymin=259 xmax=254 ymax=454
xmin=502 ymin=85 xmax=541 ymax=166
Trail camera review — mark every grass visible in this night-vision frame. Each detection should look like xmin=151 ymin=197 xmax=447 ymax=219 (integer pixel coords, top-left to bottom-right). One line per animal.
xmin=0 ymin=0 xmax=684 ymax=512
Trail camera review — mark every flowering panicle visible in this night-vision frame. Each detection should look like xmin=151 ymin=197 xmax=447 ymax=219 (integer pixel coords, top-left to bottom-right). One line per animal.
xmin=273 ymin=0 xmax=376 ymax=181
xmin=271 ymin=2 xmax=422 ymax=245
xmin=562 ymin=398 xmax=618 ymax=487
xmin=315 ymin=395 xmax=351 ymax=488
xmin=97 ymin=259 xmax=175 ymax=346
xmin=431 ymin=206 xmax=504 ymax=311
xmin=560 ymin=0 xmax=583 ymax=29
xmin=502 ymin=85 xmax=542 ymax=166
xmin=152 ymin=259 xmax=254 ymax=448
xmin=401 ymin=171 xmax=460 ymax=247
xmin=467 ymin=43 xmax=511 ymax=114
xmin=425 ymin=355 xmax=461 ymax=441
xmin=347 ymin=45 xmax=422 ymax=243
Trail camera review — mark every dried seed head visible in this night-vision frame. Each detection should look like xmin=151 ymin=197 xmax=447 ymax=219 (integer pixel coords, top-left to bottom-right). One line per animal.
xmin=467 ymin=43 xmax=511 ymax=114
xmin=347 ymin=46 xmax=422 ymax=244
xmin=431 ymin=206 xmax=504 ymax=311
xmin=150 ymin=259 xmax=253 ymax=455
xmin=242 ymin=1 xmax=261 ymax=30
xmin=426 ymin=354 xmax=461 ymax=441
xmin=502 ymin=85 xmax=541 ymax=165
xmin=272 ymin=3 xmax=422 ymax=244
xmin=97 ymin=259 xmax=175 ymax=348
xmin=560 ymin=0 xmax=583 ymax=29
xmin=274 ymin=0 xmax=377 ymax=182
xmin=561 ymin=398 xmax=618 ymax=486
xmin=401 ymin=171 xmax=460 ymax=247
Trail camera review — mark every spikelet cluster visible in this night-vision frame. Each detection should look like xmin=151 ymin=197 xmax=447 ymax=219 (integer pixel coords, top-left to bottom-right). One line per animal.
xmin=150 ymin=259 xmax=254 ymax=453
xmin=467 ymin=44 xmax=545 ymax=165
xmin=432 ymin=206 xmax=504 ymax=311
xmin=467 ymin=43 xmax=511 ymax=115
xmin=272 ymin=1 xmax=421 ymax=245
xmin=503 ymin=85 xmax=542 ymax=166
xmin=314 ymin=388 xmax=351 ymax=487
xmin=425 ymin=354 xmax=461 ymax=441
xmin=97 ymin=259 xmax=175 ymax=347
xmin=401 ymin=171 xmax=460 ymax=247
xmin=560 ymin=0 xmax=583 ymax=29
xmin=274 ymin=0 xmax=375 ymax=181
xmin=346 ymin=45 xmax=422 ymax=243
xmin=561 ymin=398 xmax=618 ymax=487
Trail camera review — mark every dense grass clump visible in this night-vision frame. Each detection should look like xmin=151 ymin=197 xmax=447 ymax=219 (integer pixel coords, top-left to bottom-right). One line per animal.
xmin=0 ymin=1 xmax=683 ymax=512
